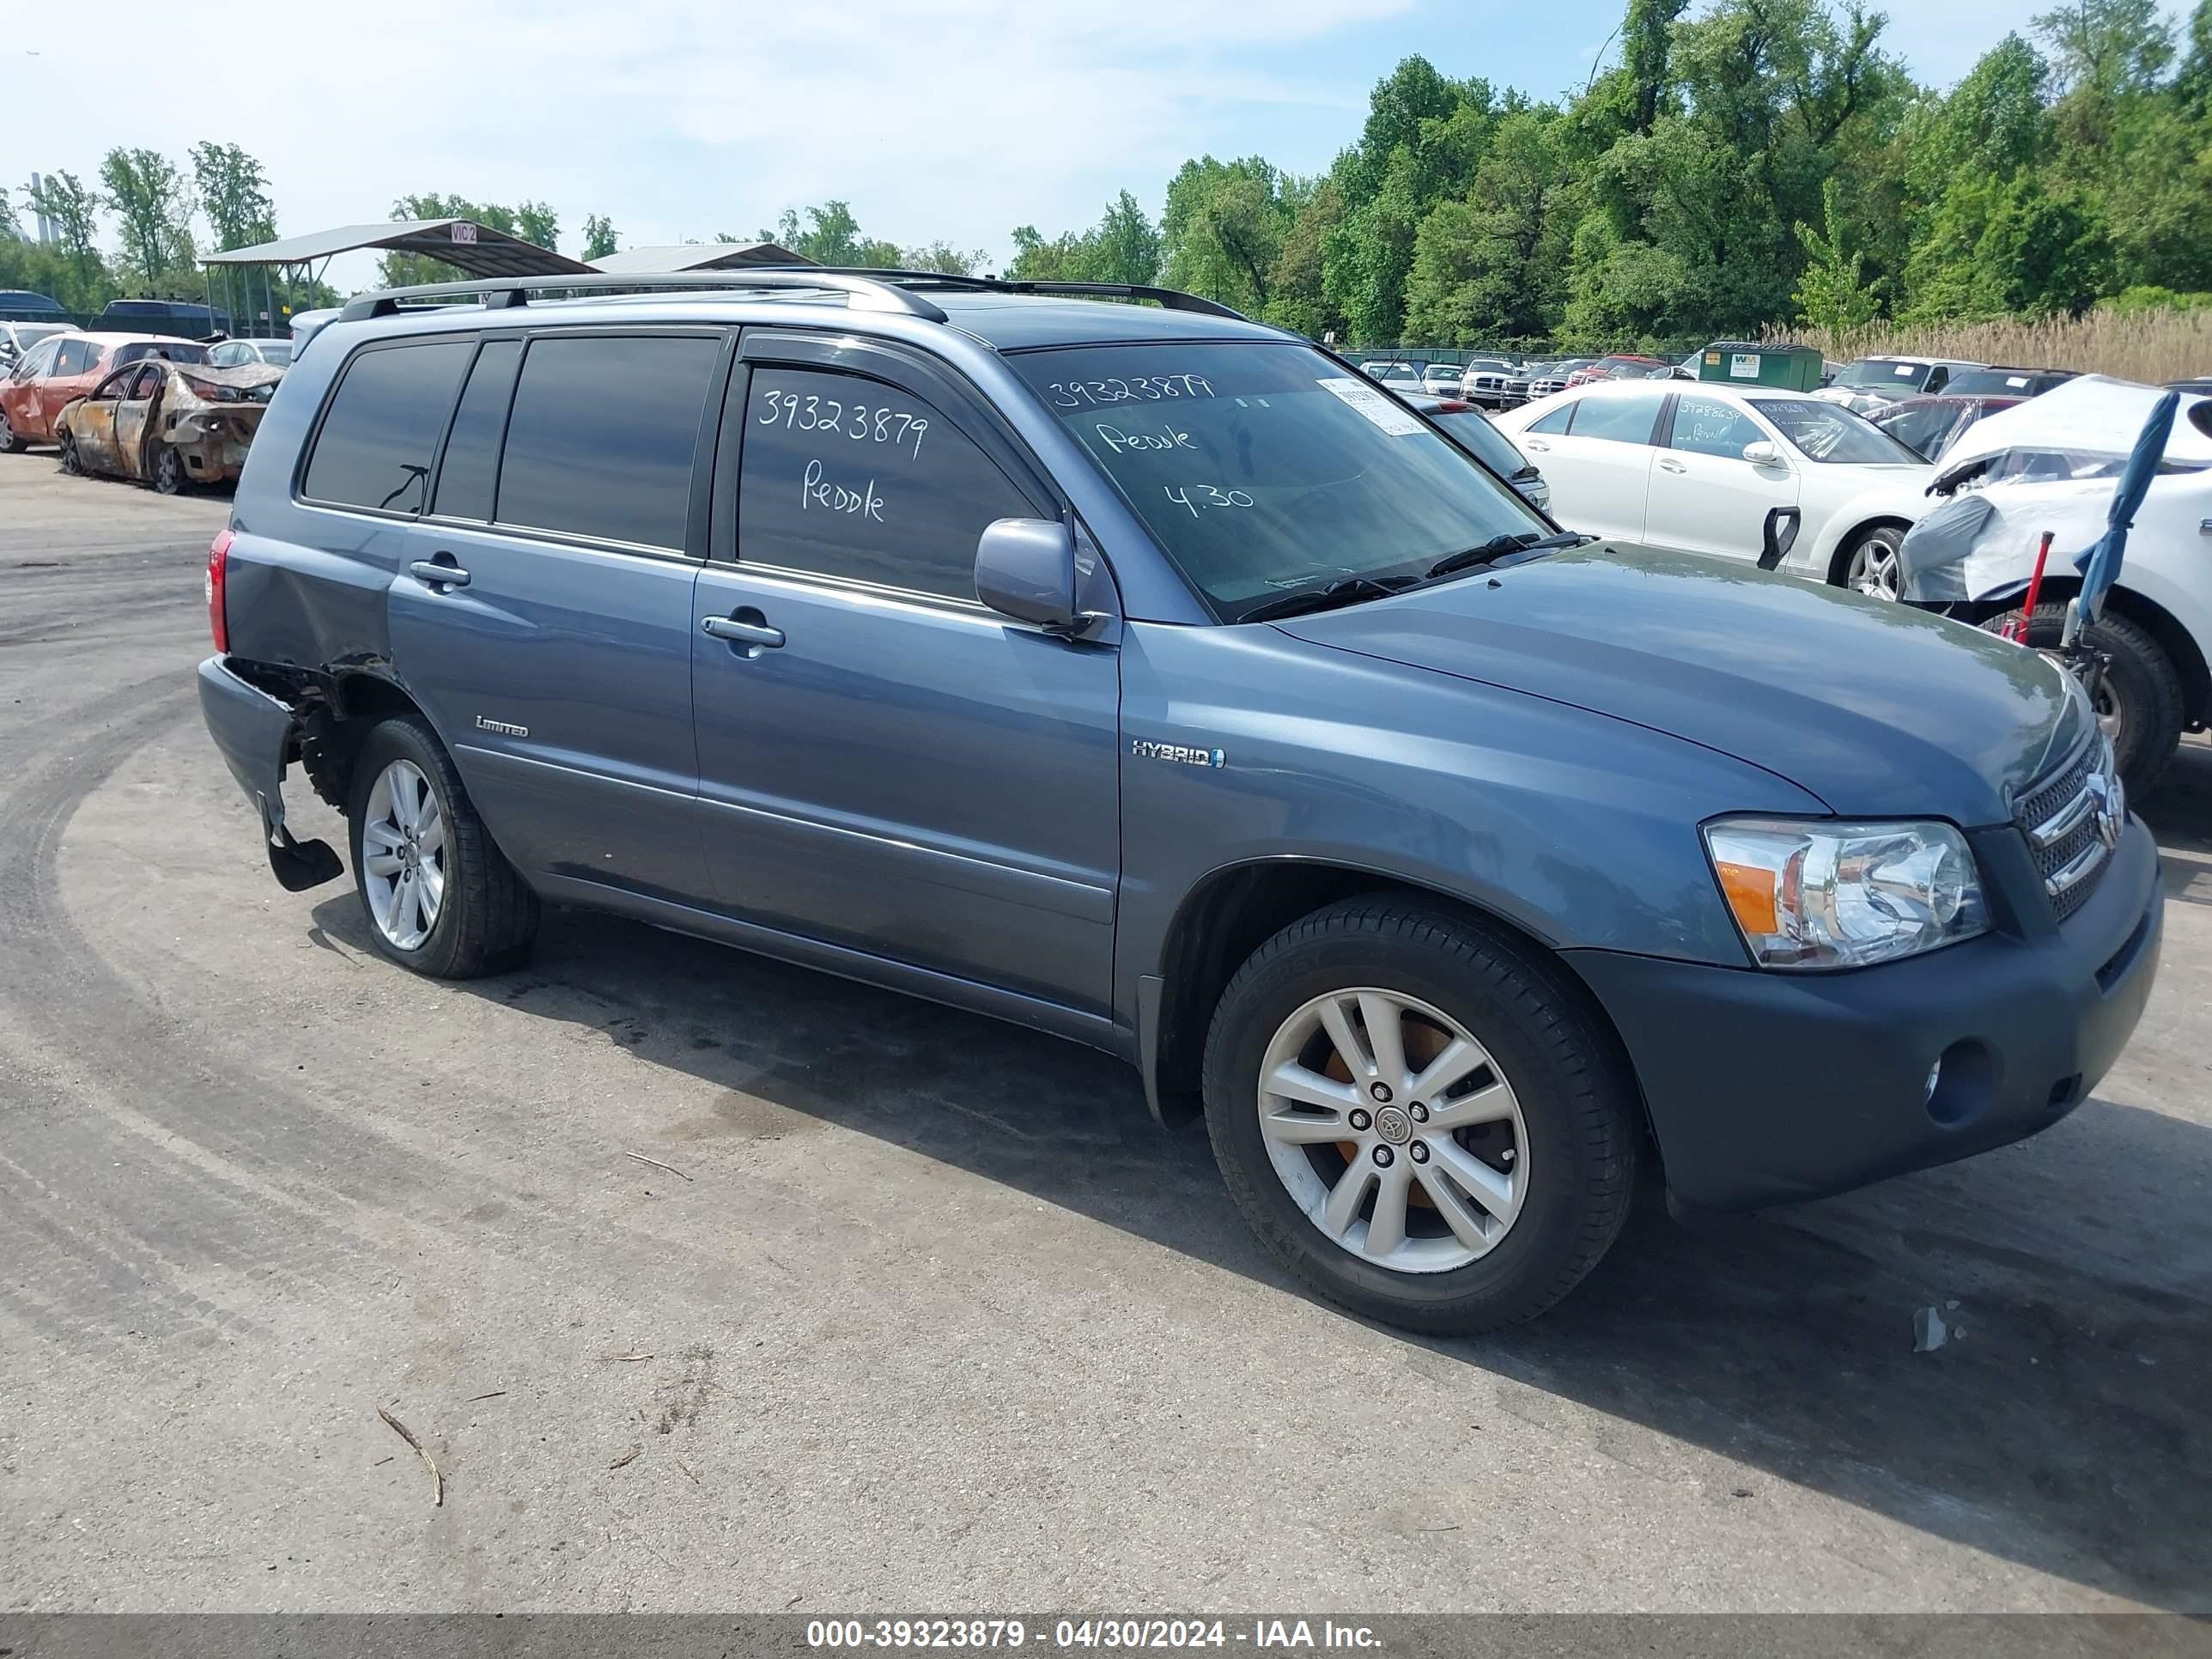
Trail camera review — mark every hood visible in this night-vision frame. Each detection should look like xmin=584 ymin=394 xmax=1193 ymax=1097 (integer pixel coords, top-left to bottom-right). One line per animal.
xmin=1936 ymin=373 xmax=2212 ymax=482
xmin=1274 ymin=544 xmax=2086 ymax=824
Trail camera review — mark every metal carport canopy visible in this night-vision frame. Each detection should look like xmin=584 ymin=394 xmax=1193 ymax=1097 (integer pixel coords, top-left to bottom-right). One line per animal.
xmin=203 ymin=220 xmax=593 ymax=278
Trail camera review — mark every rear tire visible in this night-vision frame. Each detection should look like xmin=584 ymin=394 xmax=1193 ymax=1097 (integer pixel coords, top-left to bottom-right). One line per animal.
xmin=0 ymin=410 xmax=25 ymax=453
xmin=1979 ymin=603 xmax=2185 ymax=794
xmin=1201 ymin=896 xmax=1638 ymax=1334
xmin=345 ymin=715 xmax=538 ymax=978
xmin=153 ymin=445 xmax=188 ymax=495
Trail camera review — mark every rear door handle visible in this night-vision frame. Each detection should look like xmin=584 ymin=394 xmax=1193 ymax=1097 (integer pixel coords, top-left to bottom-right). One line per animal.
xmin=1657 ymin=457 xmax=1687 ymax=473
xmin=702 ymin=615 xmax=785 ymax=648
xmin=409 ymin=559 xmax=470 ymax=588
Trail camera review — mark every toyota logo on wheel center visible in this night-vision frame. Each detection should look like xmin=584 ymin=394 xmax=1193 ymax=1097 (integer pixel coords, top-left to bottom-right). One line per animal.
xmin=1373 ymin=1105 xmax=1413 ymax=1145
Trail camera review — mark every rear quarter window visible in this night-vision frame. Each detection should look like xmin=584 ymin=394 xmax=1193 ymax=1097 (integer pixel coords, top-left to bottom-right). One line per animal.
xmin=301 ymin=340 xmax=476 ymax=515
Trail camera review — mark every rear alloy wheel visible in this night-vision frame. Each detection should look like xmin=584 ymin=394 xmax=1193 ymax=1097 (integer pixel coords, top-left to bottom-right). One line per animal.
xmin=345 ymin=715 xmax=539 ymax=978
xmin=1840 ymin=524 xmax=1904 ymax=600
xmin=0 ymin=410 xmax=23 ymax=453
xmin=1203 ymin=896 xmax=1638 ymax=1333
xmin=153 ymin=445 xmax=189 ymax=495
xmin=58 ymin=428 xmax=81 ymax=475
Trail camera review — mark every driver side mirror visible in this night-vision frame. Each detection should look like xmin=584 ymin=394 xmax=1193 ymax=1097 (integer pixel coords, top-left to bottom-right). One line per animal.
xmin=976 ymin=518 xmax=1082 ymax=631
xmin=1759 ymin=506 xmax=1801 ymax=570
xmin=1741 ymin=440 xmax=1784 ymax=467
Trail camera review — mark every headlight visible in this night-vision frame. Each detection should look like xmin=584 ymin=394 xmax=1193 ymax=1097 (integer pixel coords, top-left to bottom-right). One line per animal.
xmin=1704 ymin=817 xmax=1988 ymax=970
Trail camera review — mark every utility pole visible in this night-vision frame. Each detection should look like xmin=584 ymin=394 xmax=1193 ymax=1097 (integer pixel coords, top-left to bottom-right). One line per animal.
xmin=28 ymin=171 xmax=52 ymax=244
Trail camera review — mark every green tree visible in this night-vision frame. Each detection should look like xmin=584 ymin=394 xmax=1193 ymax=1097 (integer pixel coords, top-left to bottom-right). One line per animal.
xmin=1793 ymin=179 xmax=1884 ymax=327
xmin=23 ymin=171 xmax=106 ymax=296
xmin=513 ymin=202 xmax=559 ymax=252
xmin=1006 ymin=191 xmax=1162 ymax=288
xmin=189 ymin=143 xmax=276 ymax=252
xmin=1402 ymin=112 xmax=1571 ymax=343
xmin=2176 ymin=0 xmax=2212 ymax=117
xmin=1161 ymin=156 xmax=1293 ymax=311
xmin=100 ymin=148 xmax=196 ymax=284
xmin=581 ymin=214 xmax=619 ymax=259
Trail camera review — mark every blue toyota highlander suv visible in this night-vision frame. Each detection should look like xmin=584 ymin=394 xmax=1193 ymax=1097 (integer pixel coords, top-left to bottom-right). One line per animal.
xmin=198 ymin=270 xmax=2162 ymax=1332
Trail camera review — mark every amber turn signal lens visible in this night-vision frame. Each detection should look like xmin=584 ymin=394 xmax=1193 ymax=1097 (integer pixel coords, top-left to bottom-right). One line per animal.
xmin=1715 ymin=860 xmax=1779 ymax=938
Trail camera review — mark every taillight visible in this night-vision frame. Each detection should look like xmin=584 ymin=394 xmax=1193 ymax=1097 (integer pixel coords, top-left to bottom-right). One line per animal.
xmin=1432 ymin=399 xmax=1473 ymax=412
xmin=206 ymin=528 xmax=233 ymax=653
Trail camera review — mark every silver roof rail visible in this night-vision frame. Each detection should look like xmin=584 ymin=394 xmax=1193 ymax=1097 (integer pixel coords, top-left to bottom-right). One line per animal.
xmin=336 ymin=269 xmax=950 ymax=325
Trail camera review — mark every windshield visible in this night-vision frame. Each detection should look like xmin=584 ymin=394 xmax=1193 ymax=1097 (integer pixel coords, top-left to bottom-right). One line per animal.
xmin=117 ymin=341 xmax=211 ymax=366
xmin=1010 ymin=341 xmax=1547 ymax=621
xmin=1752 ymin=398 xmax=1924 ymax=465
xmin=1433 ymin=410 xmax=1530 ymax=478
xmin=252 ymin=341 xmax=294 ymax=364
xmin=1836 ymin=358 xmax=1932 ymax=391
xmin=1942 ymin=369 xmax=2050 ymax=398
xmin=10 ymin=324 xmax=65 ymax=349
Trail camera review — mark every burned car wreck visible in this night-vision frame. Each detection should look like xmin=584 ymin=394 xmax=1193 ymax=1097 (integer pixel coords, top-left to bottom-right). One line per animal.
xmin=56 ymin=357 xmax=284 ymax=492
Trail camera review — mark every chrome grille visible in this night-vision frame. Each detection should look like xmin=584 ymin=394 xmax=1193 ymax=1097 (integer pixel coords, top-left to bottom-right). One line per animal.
xmin=2014 ymin=735 xmax=2122 ymax=922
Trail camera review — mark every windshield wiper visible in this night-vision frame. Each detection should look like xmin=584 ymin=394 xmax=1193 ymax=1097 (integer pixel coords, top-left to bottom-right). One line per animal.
xmin=1424 ymin=531 xmax=1591 ymax=580
xmin=1237 ymin=574 xmax=1414 ymax=624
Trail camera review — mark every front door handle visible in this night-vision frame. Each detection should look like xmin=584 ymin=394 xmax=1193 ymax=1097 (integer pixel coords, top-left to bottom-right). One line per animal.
xmin=1523 ymin=438 xmax=1551 ymax=453
xmin=1657 ymin=457 xmax=1687 ymax=473
xmin=702 ymin=614 xmax=785 ymax=648
xmin=409 ymin=558 xmax=470 ymax=589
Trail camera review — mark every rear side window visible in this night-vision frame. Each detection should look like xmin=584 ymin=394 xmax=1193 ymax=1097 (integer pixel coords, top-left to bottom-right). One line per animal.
xmin=53 ymin=339 xmax=94 ymax=376
xmin=431 ymin=339 xmax=522 ymax=521
xmin=736 ymin=365 xmax=1035 ymax=600
xmin=1569 ymin=391 xmax=1665 ymax=445
xmin=495 ymin=334 xmax=719 ymax=550
xmin=303 ymin=341 xmax=475 ymax=515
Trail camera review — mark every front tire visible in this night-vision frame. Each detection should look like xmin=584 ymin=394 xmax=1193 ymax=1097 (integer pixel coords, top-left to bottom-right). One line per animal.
xmin=0 ymin=410 xmax=23 ymax=453
xmin=58 ymin=428 xmax=81 ymax=475
xmin=1202 ymin=896 xmax=1638 ymax=1334
xmin=1834 ymin=522 xmax=1905 ymax=599
xmin=345 ymin=715 xmax=539 ymax=978
xmin=1979 ymin=603 xmax=2185 ymax=794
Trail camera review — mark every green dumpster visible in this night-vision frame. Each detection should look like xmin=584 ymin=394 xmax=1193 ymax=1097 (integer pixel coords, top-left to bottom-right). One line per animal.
xmin=1696 ymin=341 xmax=1825 ymax=392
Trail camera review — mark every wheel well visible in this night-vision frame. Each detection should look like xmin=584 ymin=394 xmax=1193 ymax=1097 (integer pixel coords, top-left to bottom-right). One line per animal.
xmin=1825 ymin=515 xmax=1911 ymax=586
xmin=1148 ymin=861 xmax=1639 ymax=1131
xmin=296 ymin=672 xmax=431 ymax=811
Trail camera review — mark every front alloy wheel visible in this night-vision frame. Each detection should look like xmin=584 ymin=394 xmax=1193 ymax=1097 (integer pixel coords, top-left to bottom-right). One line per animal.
xmin=360 ymin=758 xmax=447 ymax=951
xmin=1257 ymin=988 xmax=1528 ymax=1271
xmin=1202 ymin=897 xmax=1638 ymax=1333
xmin=1845 ymin=526 xmax=1903 ymax=600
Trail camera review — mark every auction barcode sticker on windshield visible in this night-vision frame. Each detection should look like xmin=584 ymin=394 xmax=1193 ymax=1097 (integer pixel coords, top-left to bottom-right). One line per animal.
xmin=1316 ymin=376 xmax=1425 ymax=435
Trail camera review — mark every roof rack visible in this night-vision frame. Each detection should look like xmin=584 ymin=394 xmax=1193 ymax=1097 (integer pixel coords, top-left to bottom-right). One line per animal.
xmin=336 ymin=270 xmax=952 ymax=325
xmin=789 ymin=269 xmax=1250 ymax=320
xmin=333 ymin=267 xmax=1254 ymax=329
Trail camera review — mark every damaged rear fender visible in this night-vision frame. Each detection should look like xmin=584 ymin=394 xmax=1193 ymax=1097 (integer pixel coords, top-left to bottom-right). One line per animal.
xmin=195 ymin=657 xmax=343 ymax=892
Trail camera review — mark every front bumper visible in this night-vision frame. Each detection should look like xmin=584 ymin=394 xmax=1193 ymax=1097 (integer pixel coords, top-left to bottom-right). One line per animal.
xmin=1567 ymin=814 xmax=2163 ymax=1212
xmin=198 ymin=656 xmax=343 ymax=891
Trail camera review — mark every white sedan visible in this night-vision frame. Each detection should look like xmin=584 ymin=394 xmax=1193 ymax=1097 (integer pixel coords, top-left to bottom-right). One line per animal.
xmin=1495 ymin=380 xmax=1933 ymax=593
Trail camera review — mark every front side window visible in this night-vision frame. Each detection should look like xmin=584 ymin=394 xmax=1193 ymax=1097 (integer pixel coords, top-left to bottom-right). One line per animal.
xmin=1666 ymin=394 xmax=1764 ymax=459
xmin=1007 ymin=341 xmax=1545 ymax=621
xmin=495 ymin=334 xmax=720 ymax=549
xmin=1752 ymin=398 xmax=1923 ymax=465
xmin=1527 ymin=403 xmax=1574 ymax=434
xmin=737 ymin=365 xmax=1034 ymax=600
xmin=91 ymin=367 xmax=137 ymax=401
xmin=1567 ymin=388 xmax=1667 ymax=445
xmin=302 ymin=340 xmax=475 ymax=514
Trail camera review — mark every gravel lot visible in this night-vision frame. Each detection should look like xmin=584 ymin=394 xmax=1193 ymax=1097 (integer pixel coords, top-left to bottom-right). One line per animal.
xmin=2 ymin=449 xmax=2208 ymax=1615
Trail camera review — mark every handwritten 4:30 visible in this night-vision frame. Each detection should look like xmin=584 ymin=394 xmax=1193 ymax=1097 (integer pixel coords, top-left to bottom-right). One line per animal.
xmin=1164 ymin=483 xmax=1255 ymax=515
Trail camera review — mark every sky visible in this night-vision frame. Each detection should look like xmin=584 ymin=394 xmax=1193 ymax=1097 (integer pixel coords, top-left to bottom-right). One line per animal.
xmin=7 ymin=0 xmax=2138 ymax=293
